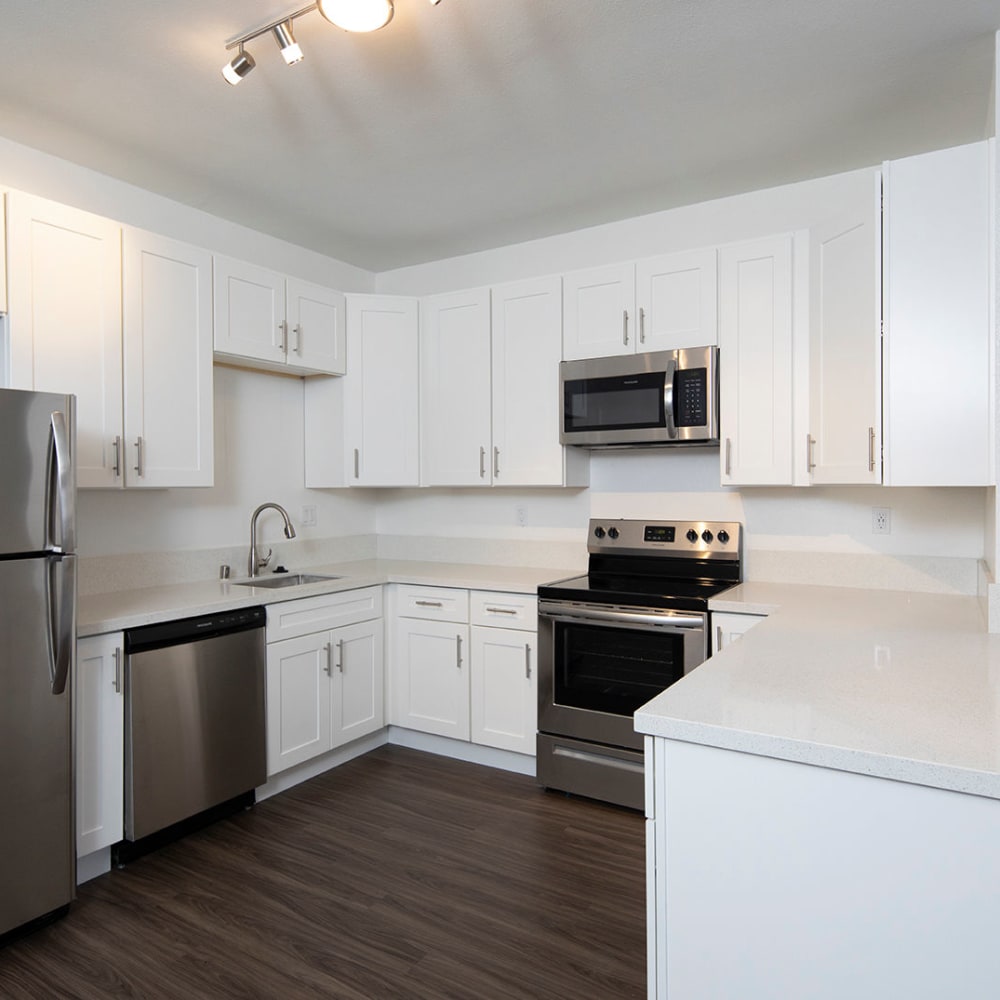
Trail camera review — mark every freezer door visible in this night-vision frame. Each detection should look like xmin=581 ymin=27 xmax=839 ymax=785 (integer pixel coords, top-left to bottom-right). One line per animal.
xmin=0 ymin=387 xmax=76 ymax=557
xmin=0 ymin=555 xmax=76 ymax=935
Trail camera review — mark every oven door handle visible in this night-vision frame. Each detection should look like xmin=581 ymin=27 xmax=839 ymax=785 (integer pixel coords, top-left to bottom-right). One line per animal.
xmin=539 ymin=606 xmax=704 ymax=629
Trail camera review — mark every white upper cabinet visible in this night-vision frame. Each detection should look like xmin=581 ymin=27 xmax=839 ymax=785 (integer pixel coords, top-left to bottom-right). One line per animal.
xmin=420 ymin=288 xmax=493 ymax=485
xmin=883 ymin=141 xmax=994 ymax=487
xmin=304 ymin=294 xmax=420 ymax=487
xmin=123 ymin=228 xmax=214 ymax=487
xmin=719 ymin=234 xmax=796 ymax=486
xmin=214 ymin=256 xmax=345 ymax=376
xmin=7 ymin=193 xmax=124 ymax=488
xmin=635 ymin=248 xmax=718 ymax=351
xmin=807 ymin=171 xmax=882 ymax=485
xmin=562 ymin=263 xmax=636 ymax=359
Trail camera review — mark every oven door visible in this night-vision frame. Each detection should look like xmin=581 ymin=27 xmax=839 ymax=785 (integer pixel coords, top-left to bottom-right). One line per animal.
xmin=537 ymin=600 xmax=707 ymax=752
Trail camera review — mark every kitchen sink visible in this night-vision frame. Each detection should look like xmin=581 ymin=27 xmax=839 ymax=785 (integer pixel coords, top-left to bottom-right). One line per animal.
xmin=233 ymin=573 xmax=341 ymax=589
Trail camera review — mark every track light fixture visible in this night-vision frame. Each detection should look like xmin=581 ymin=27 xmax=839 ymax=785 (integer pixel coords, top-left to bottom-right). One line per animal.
xmin=223 ymin=0 xmax=441 ymax=86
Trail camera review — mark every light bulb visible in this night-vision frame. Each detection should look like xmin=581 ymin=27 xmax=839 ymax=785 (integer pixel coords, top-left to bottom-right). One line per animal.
xmin=273 ymin=22 xmax=303 ymax=65
xmin=222 ymin=48 xmax=256 ymax=85
xmin=317 ymin=0 xmax=394 ymax=33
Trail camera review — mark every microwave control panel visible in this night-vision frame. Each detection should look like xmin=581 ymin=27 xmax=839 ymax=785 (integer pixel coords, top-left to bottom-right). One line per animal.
xmin=674 ymin=368 xmax=708 ymax=427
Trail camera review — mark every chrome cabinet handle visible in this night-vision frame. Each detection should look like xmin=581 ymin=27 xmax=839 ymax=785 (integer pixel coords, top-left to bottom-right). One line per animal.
xmin=807 ymin=434 xmax=816 ymax=473
xmin=279 ymin=320 xmax=288 ymax=355
xmin=868 ymin=426 xmax=876 ymax=473
xmin=112 ymin=435 xmax=122 ymax=478
xmin=525 ymin=643 xmax=532 ymax=679
xmin=293 ymin=323 xmax=302 ymax=355
xmin=716 ymin=625 xmax=723 ymax=653
xmin=323 ymin=642 xmax=332 ymax=676
xmin=134 ymin=436 xmax=144 ymax=478
xmin=494 ymin=446 xmax=500 ymax=479
xmin=480 ymin=446 xmax=486 ymax=479
xmin=485 ymin=606 xmax=517 ymax=615
xmin=335 ymin=638 xmax=344 ymax=672
xmin=724 ymin=437 xmax=732 ymax=477
xmin=639 ymin=306 xmax=646 ymax=344
xmin=415 ymin=599 xmax=443 ymax=608
xmin=456 ymin=635 xmax=463 ymax=668
xmin=353 ymin=448 xmax=360 ymax=480
xmin=113 ymin=647 xmax=123 ymax=694
xmin=622 ymin=309 xmax=629 ymax=346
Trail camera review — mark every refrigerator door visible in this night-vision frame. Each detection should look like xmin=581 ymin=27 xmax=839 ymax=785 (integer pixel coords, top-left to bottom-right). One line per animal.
xmin=0 ymin=553 xmax=76 ymax=934
xmin=0 ymin=387 xmax=76 ymax=557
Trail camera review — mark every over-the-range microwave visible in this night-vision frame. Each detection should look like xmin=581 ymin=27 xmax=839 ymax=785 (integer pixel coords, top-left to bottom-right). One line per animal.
xmin=559 ymin=346 xmax=719 ymax=448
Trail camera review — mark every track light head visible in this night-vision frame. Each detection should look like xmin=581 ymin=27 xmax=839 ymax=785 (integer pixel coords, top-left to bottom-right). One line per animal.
xmin=273 ymin=21 xmax=303 ymax=65
xmin=317 ymin=0 xmax=395 ymax=33
xmin=222 ymin=46 xmax=256 ymax=86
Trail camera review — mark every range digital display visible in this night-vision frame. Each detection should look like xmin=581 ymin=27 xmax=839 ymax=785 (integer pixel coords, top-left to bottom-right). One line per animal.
xmin=643 ymin=525 xmax=675 ymax=543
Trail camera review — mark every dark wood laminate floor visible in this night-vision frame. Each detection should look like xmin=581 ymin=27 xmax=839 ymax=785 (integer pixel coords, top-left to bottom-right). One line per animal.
xmin=0 ymin=747 xmax=646 ymax=999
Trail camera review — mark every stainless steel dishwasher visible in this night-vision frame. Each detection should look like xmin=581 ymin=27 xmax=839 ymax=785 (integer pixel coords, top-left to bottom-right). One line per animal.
xmin=122 ymin=605 xmax=267 ymax=848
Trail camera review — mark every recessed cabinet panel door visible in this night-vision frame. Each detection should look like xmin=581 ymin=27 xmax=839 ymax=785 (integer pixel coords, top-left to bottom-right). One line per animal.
xmin=563 ymin=263 xmax=636 ymax=360
xmin=332 ymin=621 xmax=384 ymax=746
xmin=421 ymin=289 xmax=492 ymax=485
xmin=470 ymin=625 xmax=536 ymax=755
xmin=213 ymin=256 xmax=286 ymax=365
xmin=393 ymin=619 xmax=469 ymax=740
xmin=719 ymin=235 xmax=794 ymax=485
xmin=491 ymin=276 xmax=565 ymax=485
xmin=266 ymin=633 xmax=332 ymax=775
xmin=123 ymin=230 xmax=214 ymax=487
xmin=287 ymin=278 xmax=346 ymax=375
xmin=636 ymin=249 xmax=718 ymax=351
xmin=8 ymin=193 xmax=123 ymax=489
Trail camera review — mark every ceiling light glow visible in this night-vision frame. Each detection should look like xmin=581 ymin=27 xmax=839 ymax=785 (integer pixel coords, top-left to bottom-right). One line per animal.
xmin=317 ymin=0 xmax=395 ymax=33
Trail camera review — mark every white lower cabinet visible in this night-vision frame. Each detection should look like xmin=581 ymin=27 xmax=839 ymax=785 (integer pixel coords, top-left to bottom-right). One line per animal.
xmin=75 ymin=633 xmax=124 ymax=858
xmin=265 ymin=588 xmax=383 ymax=776
xmin=390 ymin=585 xmax=537 ymax=755
xmin=711 ymin=612 xmax=766 ymax=654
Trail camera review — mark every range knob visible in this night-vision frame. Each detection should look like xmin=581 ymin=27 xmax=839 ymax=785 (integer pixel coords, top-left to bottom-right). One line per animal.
xmin=701 ymin=529 xmax=714 ymax=543
xmin=717 ymin=529 xmax=730 ymax=545
xmin=686 ymin=528 xmax=699 ymax=543
xmin=607 ymin=526 xmax=620 ymax=540
xmin=594 ymin=526 xmax=606 ymax=539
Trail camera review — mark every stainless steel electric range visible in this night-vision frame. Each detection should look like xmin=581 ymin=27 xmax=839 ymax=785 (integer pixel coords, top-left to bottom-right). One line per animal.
xmin=536 ymin=518 xmax=743 ymax=810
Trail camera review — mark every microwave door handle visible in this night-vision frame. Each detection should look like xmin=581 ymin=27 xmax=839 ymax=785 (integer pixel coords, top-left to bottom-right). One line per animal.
xmin=663 ymin=360 xmax=678 ymax=440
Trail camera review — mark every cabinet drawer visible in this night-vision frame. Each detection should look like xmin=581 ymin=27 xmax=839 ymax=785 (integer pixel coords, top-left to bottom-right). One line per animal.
xmin=470 ymin=591 xmax=537 ymax=630
xmin=395 ymin=584 xmax=469 ymax=623
xmin=266 ymin=586 xmax=382 ymax=642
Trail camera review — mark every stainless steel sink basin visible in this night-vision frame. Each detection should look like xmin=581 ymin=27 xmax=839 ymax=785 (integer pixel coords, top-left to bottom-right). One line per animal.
xmin=233 ymin=573 xmax=341 ymax=589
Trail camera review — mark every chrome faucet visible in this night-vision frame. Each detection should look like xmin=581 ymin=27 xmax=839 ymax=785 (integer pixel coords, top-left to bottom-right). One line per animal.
xmin=248 ymin=502 xmax=296 ymax=577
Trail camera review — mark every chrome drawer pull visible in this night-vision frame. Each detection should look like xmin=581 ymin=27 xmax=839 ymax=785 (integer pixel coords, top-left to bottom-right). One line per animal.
xmin=415 ymin=600 xmax=443 ymax=608
xmin=485 ymin=606 xmax=517 ymax=615
xmin=525 ymin=643 xmax=531 ymax=679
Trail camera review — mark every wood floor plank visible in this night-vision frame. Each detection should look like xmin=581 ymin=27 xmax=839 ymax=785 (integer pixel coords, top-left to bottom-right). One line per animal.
xmin=0 ymin=746 xmax=645 ymax=999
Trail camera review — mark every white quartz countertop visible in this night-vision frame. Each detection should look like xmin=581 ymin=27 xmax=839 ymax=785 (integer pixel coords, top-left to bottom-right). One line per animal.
xmin=635 ymin=582 xmax=1000 ymax=800
xmin=78 ymin=559 xmax=576 ymax=637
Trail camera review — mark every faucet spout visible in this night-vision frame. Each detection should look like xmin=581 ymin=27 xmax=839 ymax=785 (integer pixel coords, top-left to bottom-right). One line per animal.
xmin=248 ymin=502 xmax=296 ymax=578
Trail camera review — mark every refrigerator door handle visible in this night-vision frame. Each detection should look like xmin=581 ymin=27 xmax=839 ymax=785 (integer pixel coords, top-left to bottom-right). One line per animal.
xmin=47 ymin=410 xmax=76 ymax=554
xmin=45 ymin=556 xmax=74 ymax=695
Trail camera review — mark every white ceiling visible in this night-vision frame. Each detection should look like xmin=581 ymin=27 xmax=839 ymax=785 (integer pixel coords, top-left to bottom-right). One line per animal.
xmin=0 ymin=1 xmax=996 ymax=271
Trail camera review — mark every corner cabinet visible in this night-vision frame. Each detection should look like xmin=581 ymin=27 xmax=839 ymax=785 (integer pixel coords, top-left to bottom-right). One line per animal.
xmin=265 ymin=588 xmax=384 ymax=776
xmin=719 ymin=234 xmax=796 ymax=486
xmin=883 ymin=141 xmax=994 ymax=486
xmin=304 ymin=294 xmax=420 ymax=487
xmin=213 ymin=255 xmax=346 ymax=376
xmin=75 ymin=633 xmax=124 ymax=858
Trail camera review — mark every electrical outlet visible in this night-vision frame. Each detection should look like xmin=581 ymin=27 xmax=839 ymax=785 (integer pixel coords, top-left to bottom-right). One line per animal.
xmin=872 ymin=506 xmax=891 ymax=535
xmin=301 ymin=504 xmax=317 ymax=528
xmin=516 ymin=505 xmax=527 ymax=527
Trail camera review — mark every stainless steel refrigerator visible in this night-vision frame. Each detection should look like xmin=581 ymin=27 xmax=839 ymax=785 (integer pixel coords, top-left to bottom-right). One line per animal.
xmin=0 ymin=386 xmax=77 ymax=937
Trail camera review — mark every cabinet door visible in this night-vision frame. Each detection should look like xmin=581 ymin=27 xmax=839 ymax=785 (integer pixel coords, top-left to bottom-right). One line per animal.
xmin=808 ymin=173 xmax=881 ymax=485
xmin=883 ymin=141 xmax=993 ymax=486
xmin=492 ymin=276 xmax=580 ymax=485
xmin=286 ymin=277 xmax=346 ymax=375
xmin=562 ymin=263 xmax=636 ymax=360
xmin=331 ymin=619 xmax=384 ymax=746
xmin=213 ymin=255 xmax=286 ymax=366
xmin=719 ymin=235 xmax=795 ymax=486
xmin=636 ymin=249 xmax=718 ymax=351
xmin=711 ymin=613 xmax=765 ymax=654
xmin=76 ymin=633 xmax=124 ymax=857
xmin=420 ymin=288 xmax=492 ymax=485
xmin=266 ymin=631 xmax=333 ymax=775
xmin=345 ymin=294 xmax=420 ymax=486
xmin=470 ymin=625 xmax=536 ymax=755
xmin=391 ymin=618 xmax=470 ymax=740
xmin=122 ymin=229 xmax=214 ymax=488
xmin=7 ymin=193 xmax=123 ymax=489
xmin=0 ymin=191 xmax=7 ymax=314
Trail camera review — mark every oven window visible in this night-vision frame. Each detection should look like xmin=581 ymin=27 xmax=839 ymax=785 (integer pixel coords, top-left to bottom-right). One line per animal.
xmin=564 ymin=371 xmax=665 ymax=432
xmin=554 ymin=621 xmax=686 ymax=716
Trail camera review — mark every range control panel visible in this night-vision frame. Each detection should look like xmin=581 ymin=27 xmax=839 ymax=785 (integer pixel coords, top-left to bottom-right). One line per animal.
xmin=588 ymin=519 xmax=742 ymax=559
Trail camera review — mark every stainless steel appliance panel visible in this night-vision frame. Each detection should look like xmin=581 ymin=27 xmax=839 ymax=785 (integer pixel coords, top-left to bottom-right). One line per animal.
xmin=536 ymin=733 xmax=644 ymax=811
xmin=125 ymin=626 xmax=266 ymax=841
xmin=0 ymin=554 xmax=76 ymax=935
